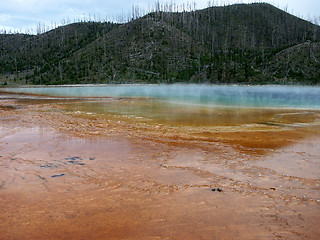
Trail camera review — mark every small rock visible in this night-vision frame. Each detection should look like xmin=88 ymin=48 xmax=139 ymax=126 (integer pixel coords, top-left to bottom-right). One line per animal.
xmin=65 ymin=157 xmax=83 ymax=161
xmin=68 ymin=160 xmax=85 ymax=166
xmin=40 ymin=163 xmax=57 ymax=168
xmin=51 ymin=173 xmax=65 ymax=178
xmin=37 ymin=175 xmax=46 ymax=180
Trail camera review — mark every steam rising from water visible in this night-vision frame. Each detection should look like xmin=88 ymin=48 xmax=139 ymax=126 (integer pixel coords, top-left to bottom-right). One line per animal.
xmin=3 ymin=84 xmax=320 ymax=109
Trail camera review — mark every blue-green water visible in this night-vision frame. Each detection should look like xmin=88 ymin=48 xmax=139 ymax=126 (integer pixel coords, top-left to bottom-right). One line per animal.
xmin=2 ymin=84 xmax=320 ymax=109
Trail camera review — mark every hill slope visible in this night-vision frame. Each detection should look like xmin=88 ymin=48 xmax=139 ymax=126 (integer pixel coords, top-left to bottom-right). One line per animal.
xmin=1 ymin=3 xmax=319 ymax=85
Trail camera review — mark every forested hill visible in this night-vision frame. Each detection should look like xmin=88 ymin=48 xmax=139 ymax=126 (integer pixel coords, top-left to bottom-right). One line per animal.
xmin=1 ymin=3 xmax=320 ymax=85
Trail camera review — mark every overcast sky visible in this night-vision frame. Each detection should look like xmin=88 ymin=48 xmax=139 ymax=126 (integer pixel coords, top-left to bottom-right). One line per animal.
xmin=1 ymin=0 xmax=319 ymax=33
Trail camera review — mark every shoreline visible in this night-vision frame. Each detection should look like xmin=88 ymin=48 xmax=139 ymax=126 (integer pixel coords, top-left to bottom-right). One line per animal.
xmin=1 ymin=94 xmax=320 ymax=239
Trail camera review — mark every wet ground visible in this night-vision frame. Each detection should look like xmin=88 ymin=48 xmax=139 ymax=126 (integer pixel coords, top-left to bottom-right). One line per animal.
xmin=0 ymin=92 xmax=320 ymax=239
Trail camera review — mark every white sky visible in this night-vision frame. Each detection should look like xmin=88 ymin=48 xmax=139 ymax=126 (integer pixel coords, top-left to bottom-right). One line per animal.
xmin=0 ymin=0 xmax=319 ymax=33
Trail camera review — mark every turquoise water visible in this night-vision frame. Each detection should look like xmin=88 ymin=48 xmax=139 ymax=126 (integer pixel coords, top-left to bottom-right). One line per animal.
xmin=2 ymin=84 xmax=320 ymax=109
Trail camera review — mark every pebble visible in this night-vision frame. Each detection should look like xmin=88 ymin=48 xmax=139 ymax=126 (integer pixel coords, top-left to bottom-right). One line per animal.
xmin=211 ymin=188 xmax=222 ymax=192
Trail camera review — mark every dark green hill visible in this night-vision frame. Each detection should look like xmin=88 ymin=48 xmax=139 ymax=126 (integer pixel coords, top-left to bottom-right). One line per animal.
xmin=265 ymin=41 xmax=320 ymax=84
xmin=155 ymin=3 xmax=320 ymax=49
xmin=1 ymin=3 xmax=319 ymax=85
xmin=0 ymin=22 xmax=118 ymax=83
xmin=62 ymin=17 xmax=201 ymax=83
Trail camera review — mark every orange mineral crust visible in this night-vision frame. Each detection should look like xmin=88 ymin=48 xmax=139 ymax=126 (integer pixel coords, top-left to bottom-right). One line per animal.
xmin=1 ymin=94 xmax=320 ymax=239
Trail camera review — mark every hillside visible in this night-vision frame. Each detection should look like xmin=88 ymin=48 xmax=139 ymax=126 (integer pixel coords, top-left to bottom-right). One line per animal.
xmin=156 ymin=3 xmax=320 ymax=49
xmin=0 ymin=22 xmax=118 ymax=84
xmin=0 ymin=3 xmax=319 ymax=85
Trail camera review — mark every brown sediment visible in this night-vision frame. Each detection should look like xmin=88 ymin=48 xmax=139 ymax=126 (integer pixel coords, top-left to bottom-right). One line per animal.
xmin=0 ymin=94 xmax=319 ymax=240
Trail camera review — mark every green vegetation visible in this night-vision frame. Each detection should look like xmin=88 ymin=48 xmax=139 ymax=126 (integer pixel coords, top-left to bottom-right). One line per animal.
xmin=0 ymin=3 xmax=319 ymax=85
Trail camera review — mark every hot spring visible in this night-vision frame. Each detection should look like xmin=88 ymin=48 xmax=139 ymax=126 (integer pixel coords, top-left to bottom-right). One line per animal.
xmin=2 ymin=84 xmax=320 ymax=109
xmin=2 ymin=84 xmax=320 ymax=127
